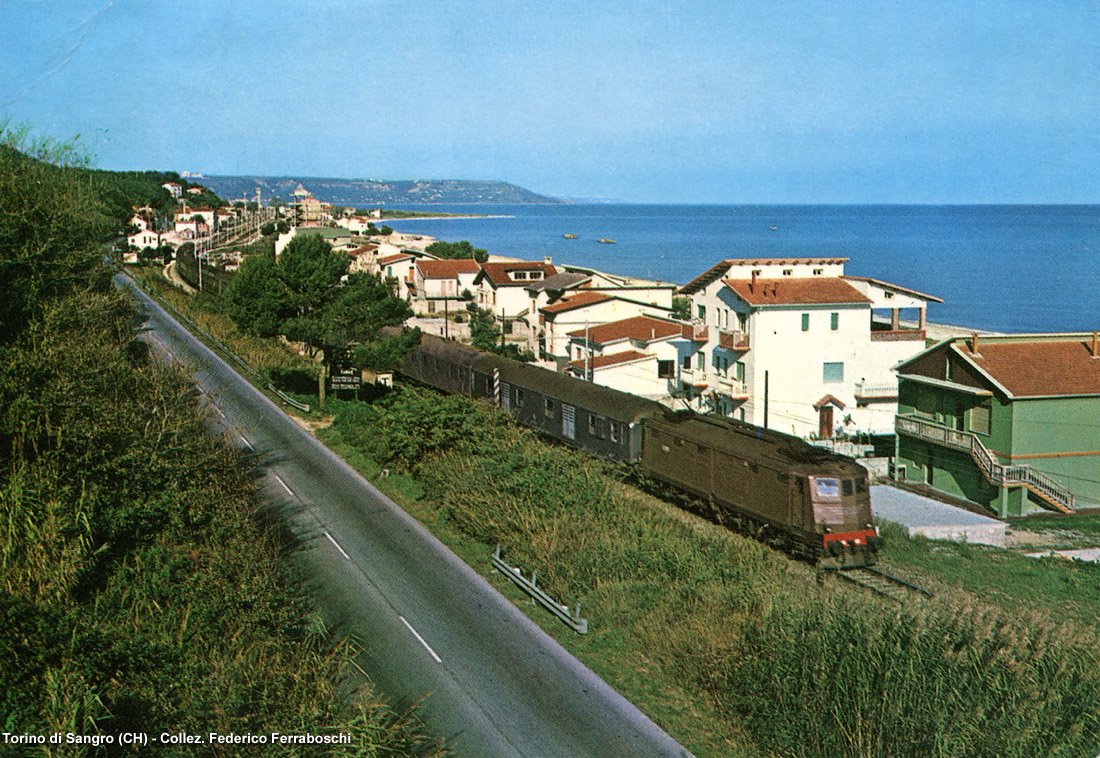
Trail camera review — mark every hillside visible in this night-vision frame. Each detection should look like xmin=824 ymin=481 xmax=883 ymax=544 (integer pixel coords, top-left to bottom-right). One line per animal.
xmin=192 ymin=175 xmax=561 ymax=206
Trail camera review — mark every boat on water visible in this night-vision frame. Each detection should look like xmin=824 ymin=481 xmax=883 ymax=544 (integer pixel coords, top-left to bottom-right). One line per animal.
xmin=563 ymin=234 xmax=578 ymax=239
xmin=598 ymin=238 xmax=616 ymax=244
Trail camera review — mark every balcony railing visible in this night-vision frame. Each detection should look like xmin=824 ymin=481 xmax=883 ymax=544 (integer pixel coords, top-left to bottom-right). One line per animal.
xmin=895 ymin=414 xmax=1074 ymax=513
xmin=854 ymin=382 xmax=898 ymax=401
xmin=681 ymin=321 xmax=709 ymax=342
xmin=679 ymin=367 xmax=710 ymax=388
xmin=718 ymin=328 xmax=750 ymax=351
xmin=715 ymin=375 xmax=749 ymax=398
xmin=870 ymin=329 xmax=926 ymax=342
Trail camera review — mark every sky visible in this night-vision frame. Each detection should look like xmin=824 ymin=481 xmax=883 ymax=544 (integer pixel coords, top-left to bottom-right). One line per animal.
xmin=1 ymin=0 xmax=1098 ymax=204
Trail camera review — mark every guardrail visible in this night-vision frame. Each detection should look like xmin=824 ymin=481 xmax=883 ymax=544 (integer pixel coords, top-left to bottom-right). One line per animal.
xmin=491 ymin=546 xmax=588 ymax=634
xmin=267 ymin=384 xmax=311 ymax=413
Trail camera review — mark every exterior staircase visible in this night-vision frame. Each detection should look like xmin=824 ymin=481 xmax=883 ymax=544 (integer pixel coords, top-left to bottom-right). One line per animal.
xmin=896 ymin=414 xmax=1075 ymax=514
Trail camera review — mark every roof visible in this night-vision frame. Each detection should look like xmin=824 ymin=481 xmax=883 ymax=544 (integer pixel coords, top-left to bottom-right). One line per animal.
xmin=540 ymin=291 xmax=615 ymax=315
xmin=956 ymin=337 xmax=1100 ymax=398
xmin=416 ymin=258 xmax=481 ymax=278
xmin=568 ymin=350 xmax=653 ymax=371
xmin=379 ymin=253 xmax=416 ymax=266
xmin=842 ymin=275 xmax=943 ymax=303
xmin=568 ymin=315 xmax=685 ymax=345
xmin=679 ymin=258 xmax=849 ymax=294
xmin=723 ymin=277 xmax=872 ymax=306
xmin=525 ymin=271 xmax=590 ymax=294
xmin=476 ymin=261 xmax=558 ymax=287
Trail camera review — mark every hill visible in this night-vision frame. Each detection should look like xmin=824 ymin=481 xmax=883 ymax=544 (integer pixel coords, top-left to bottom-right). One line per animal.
xmin=191 ymin=175 xmax=560 ymax=206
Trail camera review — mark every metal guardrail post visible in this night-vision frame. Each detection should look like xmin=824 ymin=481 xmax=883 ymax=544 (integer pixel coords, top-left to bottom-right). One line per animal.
xmin=491 ymin=546 xmax=588 ymax=634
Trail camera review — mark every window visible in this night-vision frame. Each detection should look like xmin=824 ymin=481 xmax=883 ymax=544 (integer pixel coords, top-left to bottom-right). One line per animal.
xmin=970 ymin=401 xmax=992 ymax=436
xmin=842 ymin=479 xmax=854 ymax=496
xmin=515 ymin=388 xmax=524 ymax=407
xmin=610 ymin=423 xmax=620 ymax=444
xmin=681 ymin=355 xmax=691 ymax=370
xmin=813 ymin=268 xmax=823 ymax=275
xmin=513 ymin=271 xmax=527 ymax=280
xmin=783 ymin=269 xmax=793 ymax=276
xmin=830 ymin=312 xmax=839 ymax=331
xmin=823 ymin=362 xmax=844 ymax=383
xmin=735 ymin=361 xmax=745 ymax=381
xmin=427 ymin=301 xmax=436 ymax=314
xmin=588 ymin=414 xmax=597 ymax=435
xmin=697 ymin=304 xmax=706 ymax=321
xmin=658 ymin=360 xmax=675 ymax=378
xmin=695 ymin=351 xmax=704 ymax=370
xmin=884 ymin=291 xmax=894 ymax=299
xmin=801 ymin=313 xmax=810 ymax=331
xmin=545 ymin=398 xmax=554 ymax=417
xmin=529 ymin=272 xmax=542 ymax=280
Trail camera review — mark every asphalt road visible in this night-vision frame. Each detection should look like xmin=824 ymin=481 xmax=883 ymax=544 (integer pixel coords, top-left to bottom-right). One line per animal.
xmin=118 ymin=273 xmax=692 ymax=758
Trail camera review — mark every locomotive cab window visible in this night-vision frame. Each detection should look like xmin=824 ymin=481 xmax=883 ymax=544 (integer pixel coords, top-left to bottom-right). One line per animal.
xmin=610 ymin=423 xmax=620 ymax=444
xmin=813 ymin=478 xmax=841 ymax=499
xmin=544 ymin=398 xmax=554 ymax=417
xmin=856 ymin=478 xmax=867 ymax=493
xmin=842 ymin=479 xmax=854 ymax=496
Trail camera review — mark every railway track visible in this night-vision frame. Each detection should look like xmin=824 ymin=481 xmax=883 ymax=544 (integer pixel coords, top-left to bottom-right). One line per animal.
xmin=834 ymin=566 xmax=934 ymax=603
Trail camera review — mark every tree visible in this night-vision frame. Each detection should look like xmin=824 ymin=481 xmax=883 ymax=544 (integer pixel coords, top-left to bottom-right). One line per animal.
xmin=426 ymin=240 xmax=488 ymax=264
xmin=466 ymin=303 xmax=500 ymax=351
xmin=223 ymin=234 xmax=412 ymax=403
xmin=671 ymin=295 xmax=691 ymax=321
xmin=260 ymin=222 xmax=276 ymax=237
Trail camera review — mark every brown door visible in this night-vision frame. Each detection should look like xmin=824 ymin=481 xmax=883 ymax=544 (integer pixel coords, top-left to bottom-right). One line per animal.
xmin=819 ymin=405 xmax=834 ymax=439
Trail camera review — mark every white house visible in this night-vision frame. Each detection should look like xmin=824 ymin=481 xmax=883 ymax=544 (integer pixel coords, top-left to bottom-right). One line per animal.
xmin=378 ymin=252 xmax=421 ymax=300
xmin=162 ymin=182 xmax=182 ymax=198
xmin=566 ymin=315 xmax=697 ymax=403
xmin=538 ymin=291 xmax=674 ymax=363
xmin=473 ymin=260 xmax=558 ymax=318
xmin=412 ymin=258 xmax=481 ymax=315
xmin=677 ymin=258 xmax=942 ymax=438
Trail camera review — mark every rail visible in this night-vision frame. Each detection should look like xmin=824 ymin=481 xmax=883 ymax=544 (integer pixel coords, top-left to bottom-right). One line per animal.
xmin=836 ymin=566 xmax=933 ymax=602
xmin=896 ymin=414 xmax=1074 ymax=513
xmin=491 ymin=546 xmax=588 ymax=634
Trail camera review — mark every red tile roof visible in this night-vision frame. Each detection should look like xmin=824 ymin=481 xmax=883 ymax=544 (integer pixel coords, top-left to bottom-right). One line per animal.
xmin=957 ymin=337 xmax=1100 ymax=398
xmin=476 ymin=261 xmax=558 ymax=287
xmin=378 ymin=253 xmax=415 ymax=266
xmin=723 ymin=277 xmax=872 ymax=306
xmin=540 ymin=291 xmax=615 ymax=315
xmin=416 ymin=258 xmax=481 ymax=278
xmin=569 ymin=350 xmax=653 ymax=371
xmin=568 ymin=315 xmax=684 ymax=345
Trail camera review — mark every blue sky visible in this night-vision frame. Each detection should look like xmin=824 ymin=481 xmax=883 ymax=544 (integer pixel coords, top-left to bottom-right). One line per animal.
xmin=1 ymin=0 xmax=1097 ymax=203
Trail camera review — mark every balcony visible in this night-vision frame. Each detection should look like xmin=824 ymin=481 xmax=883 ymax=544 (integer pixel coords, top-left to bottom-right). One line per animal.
xmin=679 ymin=367 xmax=710 ymax=388
xmin=854 ymin=382 xmax=898 ymax=402
xmin=895 ymin=414 xmax=1075 ymax=513
xmin=718 ymin=328 xmax=750 ymax=351
xmin=870 ymin=327 xmax=926 ymax=342
xmin=715 ymin=375 xmax=749 ymax=399
xmin=680 ymin=321 xmax=709 ymax=342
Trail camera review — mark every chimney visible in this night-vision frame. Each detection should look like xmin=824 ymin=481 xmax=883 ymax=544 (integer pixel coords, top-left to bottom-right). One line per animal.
xmin=1092 ymin=331 xmax=1098 ymax=358
xmin=750 ymin=270 xmax=757 ymax=292
xmin=543 ymin=256 xmax=552 ymax=266
xmin=970 ymin=332 xmax=980 ymax=355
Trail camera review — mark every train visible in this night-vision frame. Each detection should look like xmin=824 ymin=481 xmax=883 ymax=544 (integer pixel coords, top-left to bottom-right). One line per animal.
xmin=387 ymin=330 xmax=880 ymax=568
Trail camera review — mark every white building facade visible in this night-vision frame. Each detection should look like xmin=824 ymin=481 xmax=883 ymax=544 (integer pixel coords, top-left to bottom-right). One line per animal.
xmin=678 ymin=258 xmax=941 ymax=438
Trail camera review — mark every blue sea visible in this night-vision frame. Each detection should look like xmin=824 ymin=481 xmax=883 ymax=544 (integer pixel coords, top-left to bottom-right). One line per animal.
xmin=382 ymin=204 xmax=1098 ymax=335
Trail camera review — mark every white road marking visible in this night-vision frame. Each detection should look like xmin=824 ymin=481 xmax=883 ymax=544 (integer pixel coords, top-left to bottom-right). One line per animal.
xmin=400 ymin=616 xmax=443 ymax=663
xmin=273 ymin=474 xmax=294 ymax=497
xmin=324 ymin=530 xmax=350 ymax=560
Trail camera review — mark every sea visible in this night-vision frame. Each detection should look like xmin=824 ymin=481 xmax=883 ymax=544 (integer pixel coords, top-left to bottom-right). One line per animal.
xmin=380 ymin=204 xmax=1098 ymax=335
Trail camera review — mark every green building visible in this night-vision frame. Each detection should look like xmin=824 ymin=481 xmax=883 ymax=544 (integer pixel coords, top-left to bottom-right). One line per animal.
xmin=893 ymin=333 xmax=1100 ymax=517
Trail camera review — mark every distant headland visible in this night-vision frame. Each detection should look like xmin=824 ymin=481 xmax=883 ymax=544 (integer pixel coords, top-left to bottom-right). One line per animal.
xmin=191 ymin=175 xmax=562 ymax=206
